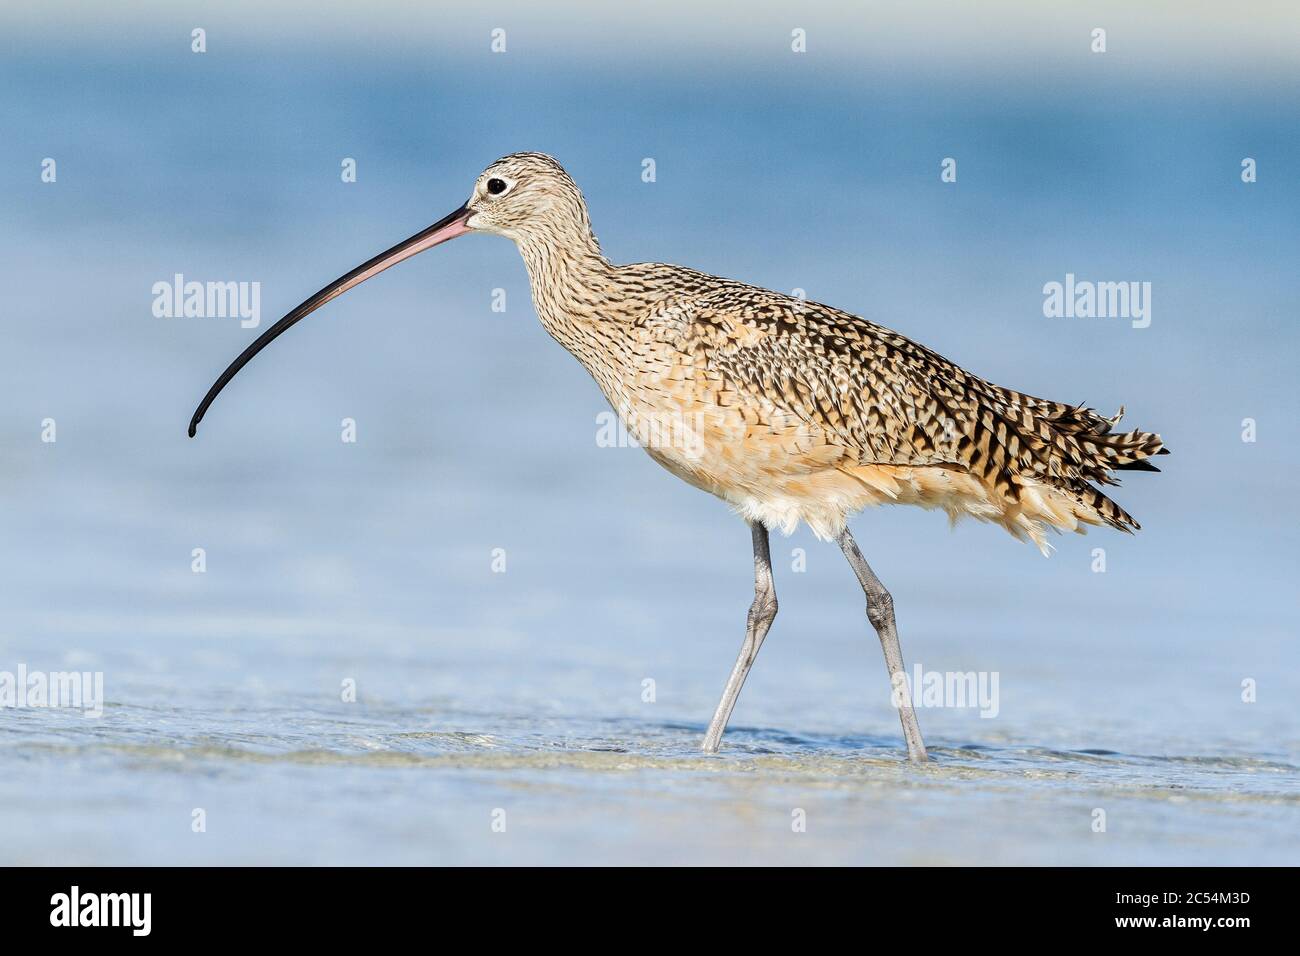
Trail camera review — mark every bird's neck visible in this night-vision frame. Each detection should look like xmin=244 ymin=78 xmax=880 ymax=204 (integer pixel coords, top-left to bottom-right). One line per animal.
xmin=516 ymin=228 xmax=622 ymax=358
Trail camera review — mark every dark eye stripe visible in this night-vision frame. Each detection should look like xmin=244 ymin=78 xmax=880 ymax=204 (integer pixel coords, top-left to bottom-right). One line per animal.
xmin=487 ymin=178 xmax=507 ymax=195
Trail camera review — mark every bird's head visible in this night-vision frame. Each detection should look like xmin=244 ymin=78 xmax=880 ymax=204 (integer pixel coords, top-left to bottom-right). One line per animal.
xmin=464 ymin=152 xmax=597 ymax=251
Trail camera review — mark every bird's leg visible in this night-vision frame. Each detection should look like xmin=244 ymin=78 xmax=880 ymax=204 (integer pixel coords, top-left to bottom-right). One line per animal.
xmin=836 ymin=528 xmax=928 ymax=763
xmin=701 ymin=522 xmax=778 ymax=753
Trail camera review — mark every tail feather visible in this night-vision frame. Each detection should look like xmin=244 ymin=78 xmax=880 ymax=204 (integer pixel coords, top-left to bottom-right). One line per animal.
xmin=1074 ymin=480 xmax=1141 ymax=533
xmin=1114 ymin=459 xmax=1161 ymax=473
xmin=1010 ymin=401 xmax=1166 ymax=538
xmin=930 ymin=375 xmax=1166 ymax=545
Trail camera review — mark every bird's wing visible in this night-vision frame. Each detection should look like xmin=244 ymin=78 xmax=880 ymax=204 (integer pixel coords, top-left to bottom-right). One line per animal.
xmin=658 ymin=285 xmax=1164 ymax=509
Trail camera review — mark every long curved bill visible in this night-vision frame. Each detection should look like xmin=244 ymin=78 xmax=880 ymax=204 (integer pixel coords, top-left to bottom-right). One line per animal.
xmin=188 ymin=203 xmax=474 ymax=437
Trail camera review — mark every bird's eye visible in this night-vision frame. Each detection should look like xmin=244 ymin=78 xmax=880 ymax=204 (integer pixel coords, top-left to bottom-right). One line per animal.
xmin=486 ymin=178 xmax=507 ymax=195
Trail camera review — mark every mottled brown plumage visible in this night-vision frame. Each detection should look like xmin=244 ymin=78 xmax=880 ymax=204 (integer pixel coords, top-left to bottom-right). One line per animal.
xmin=477 ymin=153 xmax=1166 ymax=552
xmin=187 ymin=151 xmax=1169 ymax=762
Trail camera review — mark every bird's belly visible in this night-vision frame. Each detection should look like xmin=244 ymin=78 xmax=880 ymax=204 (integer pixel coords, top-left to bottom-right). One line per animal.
xmin=608 ymin=387 xmax=874 ymax=538
xmin=609 ymin=387 xmax=1051 ymax=544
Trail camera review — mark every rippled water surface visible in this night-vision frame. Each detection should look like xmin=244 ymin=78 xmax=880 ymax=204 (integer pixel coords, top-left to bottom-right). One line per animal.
xmin=4 ymin=612 xmax=1297 ymax=865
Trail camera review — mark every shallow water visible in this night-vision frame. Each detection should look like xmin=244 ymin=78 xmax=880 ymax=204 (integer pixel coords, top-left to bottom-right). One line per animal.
xmin=4 ymin=598 xmax=1298 ymax=865
xmin=6 ymin=701 xmax=1298 ymax=866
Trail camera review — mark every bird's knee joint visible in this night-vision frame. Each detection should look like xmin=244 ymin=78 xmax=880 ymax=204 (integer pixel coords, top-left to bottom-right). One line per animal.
xmin=749 ymin=592 xmax=778 ymax=624
xmin=865 ymin=592 xmax=894 ymax=629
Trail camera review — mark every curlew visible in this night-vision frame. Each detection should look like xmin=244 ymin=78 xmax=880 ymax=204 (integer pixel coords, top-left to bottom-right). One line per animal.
xmin=189 ymin=152 xmax=1167 ymax=762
